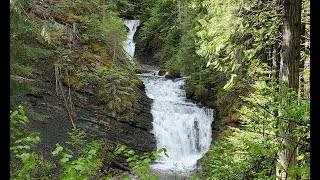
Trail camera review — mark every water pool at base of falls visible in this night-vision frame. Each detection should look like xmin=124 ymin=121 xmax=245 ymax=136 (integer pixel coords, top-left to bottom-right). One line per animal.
xmin=138 ymin=73 xmax=214 ymax=172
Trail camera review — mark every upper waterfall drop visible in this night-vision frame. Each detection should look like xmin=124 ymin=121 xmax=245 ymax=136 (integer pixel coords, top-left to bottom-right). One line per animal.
xmin=123 ymin=19 xmax=140 ymax=60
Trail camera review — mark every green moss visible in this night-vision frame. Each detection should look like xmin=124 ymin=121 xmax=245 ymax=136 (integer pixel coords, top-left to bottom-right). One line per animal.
xmin=95 ymin=67 xmax=137 ymax=116
xmin=58 ymin=62 xmax=137 ymax=117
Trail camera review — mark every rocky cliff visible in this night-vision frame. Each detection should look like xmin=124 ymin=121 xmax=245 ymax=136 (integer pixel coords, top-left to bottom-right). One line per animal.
xmin=21 ymin=55 xmax=156 ymax=159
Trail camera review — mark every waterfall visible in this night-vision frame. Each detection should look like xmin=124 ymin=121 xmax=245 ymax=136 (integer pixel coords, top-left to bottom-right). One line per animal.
xmin=138 ymin=74 xmax=214 ymax=171
xmin=123 ymin=19 xmax=140 ymax=60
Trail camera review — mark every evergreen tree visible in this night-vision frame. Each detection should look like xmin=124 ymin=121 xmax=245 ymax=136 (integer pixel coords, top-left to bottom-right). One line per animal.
xmin=277 ymin=0 xmax=302 ymax=179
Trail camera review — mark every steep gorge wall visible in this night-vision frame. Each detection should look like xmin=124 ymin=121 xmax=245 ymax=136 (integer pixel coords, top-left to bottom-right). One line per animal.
xmin=13 ymin=0 xmax=156 ymax=163
xmin=22 ymin=56 xmax=155 ymax=156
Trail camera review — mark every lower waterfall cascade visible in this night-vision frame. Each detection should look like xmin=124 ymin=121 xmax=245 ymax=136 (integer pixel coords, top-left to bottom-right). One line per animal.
xmin=138 ymin=73 xmax=214 ymax=171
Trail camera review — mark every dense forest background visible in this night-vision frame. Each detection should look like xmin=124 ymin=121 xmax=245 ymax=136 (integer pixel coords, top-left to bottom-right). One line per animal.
xmin=136 ymin=1 xmax=310 ymax=179
xmin=10 ymin=0 xmax=310 ymax=179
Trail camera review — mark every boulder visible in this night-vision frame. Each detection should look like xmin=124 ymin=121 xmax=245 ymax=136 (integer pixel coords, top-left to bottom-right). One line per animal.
xmin=158 ymin=70 xmax=167 ymax=76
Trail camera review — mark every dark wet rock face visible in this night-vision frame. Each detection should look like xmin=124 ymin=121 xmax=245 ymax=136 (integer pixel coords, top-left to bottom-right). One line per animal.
xmin=135 ymin=68 xmax=152 ymax=74
xmin=21 ymin=58 xmax=156 ymax=164
xmin=73 ymin=85 xmax=156 ymax=153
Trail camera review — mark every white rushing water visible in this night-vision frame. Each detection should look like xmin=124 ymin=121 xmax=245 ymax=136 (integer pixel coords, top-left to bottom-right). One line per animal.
xmin=138 ymin=74 xmax=214 ymax=171
xmin=123 ymin=19 xmax=140 ymax=59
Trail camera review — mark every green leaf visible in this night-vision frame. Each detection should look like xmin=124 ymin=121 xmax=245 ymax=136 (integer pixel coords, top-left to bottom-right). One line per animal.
xmin=127 ymin=150 xmax=135 ymax=155
xmin=128 ymin=162 xmax=136 ymax=167
xmin=114 ymin=144 xmax=127 ymax=155
xmin=52 ymin=144 xmax=63 ymax=156
xmin=143 ymin=158 xmax=151 ymax=164
xmin=88 ymin=149 xmax=97 ymax=155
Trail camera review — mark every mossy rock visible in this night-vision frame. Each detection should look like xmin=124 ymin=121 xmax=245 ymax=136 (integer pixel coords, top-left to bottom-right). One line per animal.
xmin=135 ymin=69 xmax=151 ymax=74
xmin=158 ymin=70 xmax=167 ymax=76
xmin=165 ymin=70 xmax=181 ymax=79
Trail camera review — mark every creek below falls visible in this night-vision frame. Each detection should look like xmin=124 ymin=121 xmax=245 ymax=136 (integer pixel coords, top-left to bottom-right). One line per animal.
xmin=138 ymin=73 xmax=214 ymax=178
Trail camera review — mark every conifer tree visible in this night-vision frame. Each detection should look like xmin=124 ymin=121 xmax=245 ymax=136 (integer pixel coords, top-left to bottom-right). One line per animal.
xmin=277 ymin=0 xmax=302 ymax=179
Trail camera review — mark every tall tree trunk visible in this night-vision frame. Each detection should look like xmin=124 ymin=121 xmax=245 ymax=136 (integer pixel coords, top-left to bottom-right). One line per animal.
xmin=277 ymin=0 xmax=302 ymax=179
xmin=299 ymin=22 xmax=306 ymax=98
xmin=272 ymin=41 xmax=280 ymax=82
xmin=113 ymin=41 xmax=117 ymax=64
xmin=271 ymin=42 xmax=279 ymax=118
xmin=267 ymin=45 xmax=273 ymax=79
xmin=303 ymin=55 xmax=310 ymax=98
xmin=177 ymin=0 xmax=181 ymax=22
xmin=272 ymin=0 xmax=282 ymax=82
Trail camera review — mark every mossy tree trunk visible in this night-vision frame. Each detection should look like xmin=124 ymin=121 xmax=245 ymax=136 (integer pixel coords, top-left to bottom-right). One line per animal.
xmin=299 ymin=22 xmax=306 ymax=98
xmin=277 ymin=0 xmax=302 ymax=179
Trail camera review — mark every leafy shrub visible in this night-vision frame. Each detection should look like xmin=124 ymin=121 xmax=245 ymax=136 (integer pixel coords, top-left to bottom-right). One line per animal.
xmin=52 ymin=142 xmax=103 ymax=180
xmin=185 ymin=69 xmax=221 ymax=104
xmin=200 ymin=77 xmax=310 ymax=179
xmin=10 ymin=106 xmax=54 ymax=179
xmin=114 ymin=144 xmax=168 ymax=180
